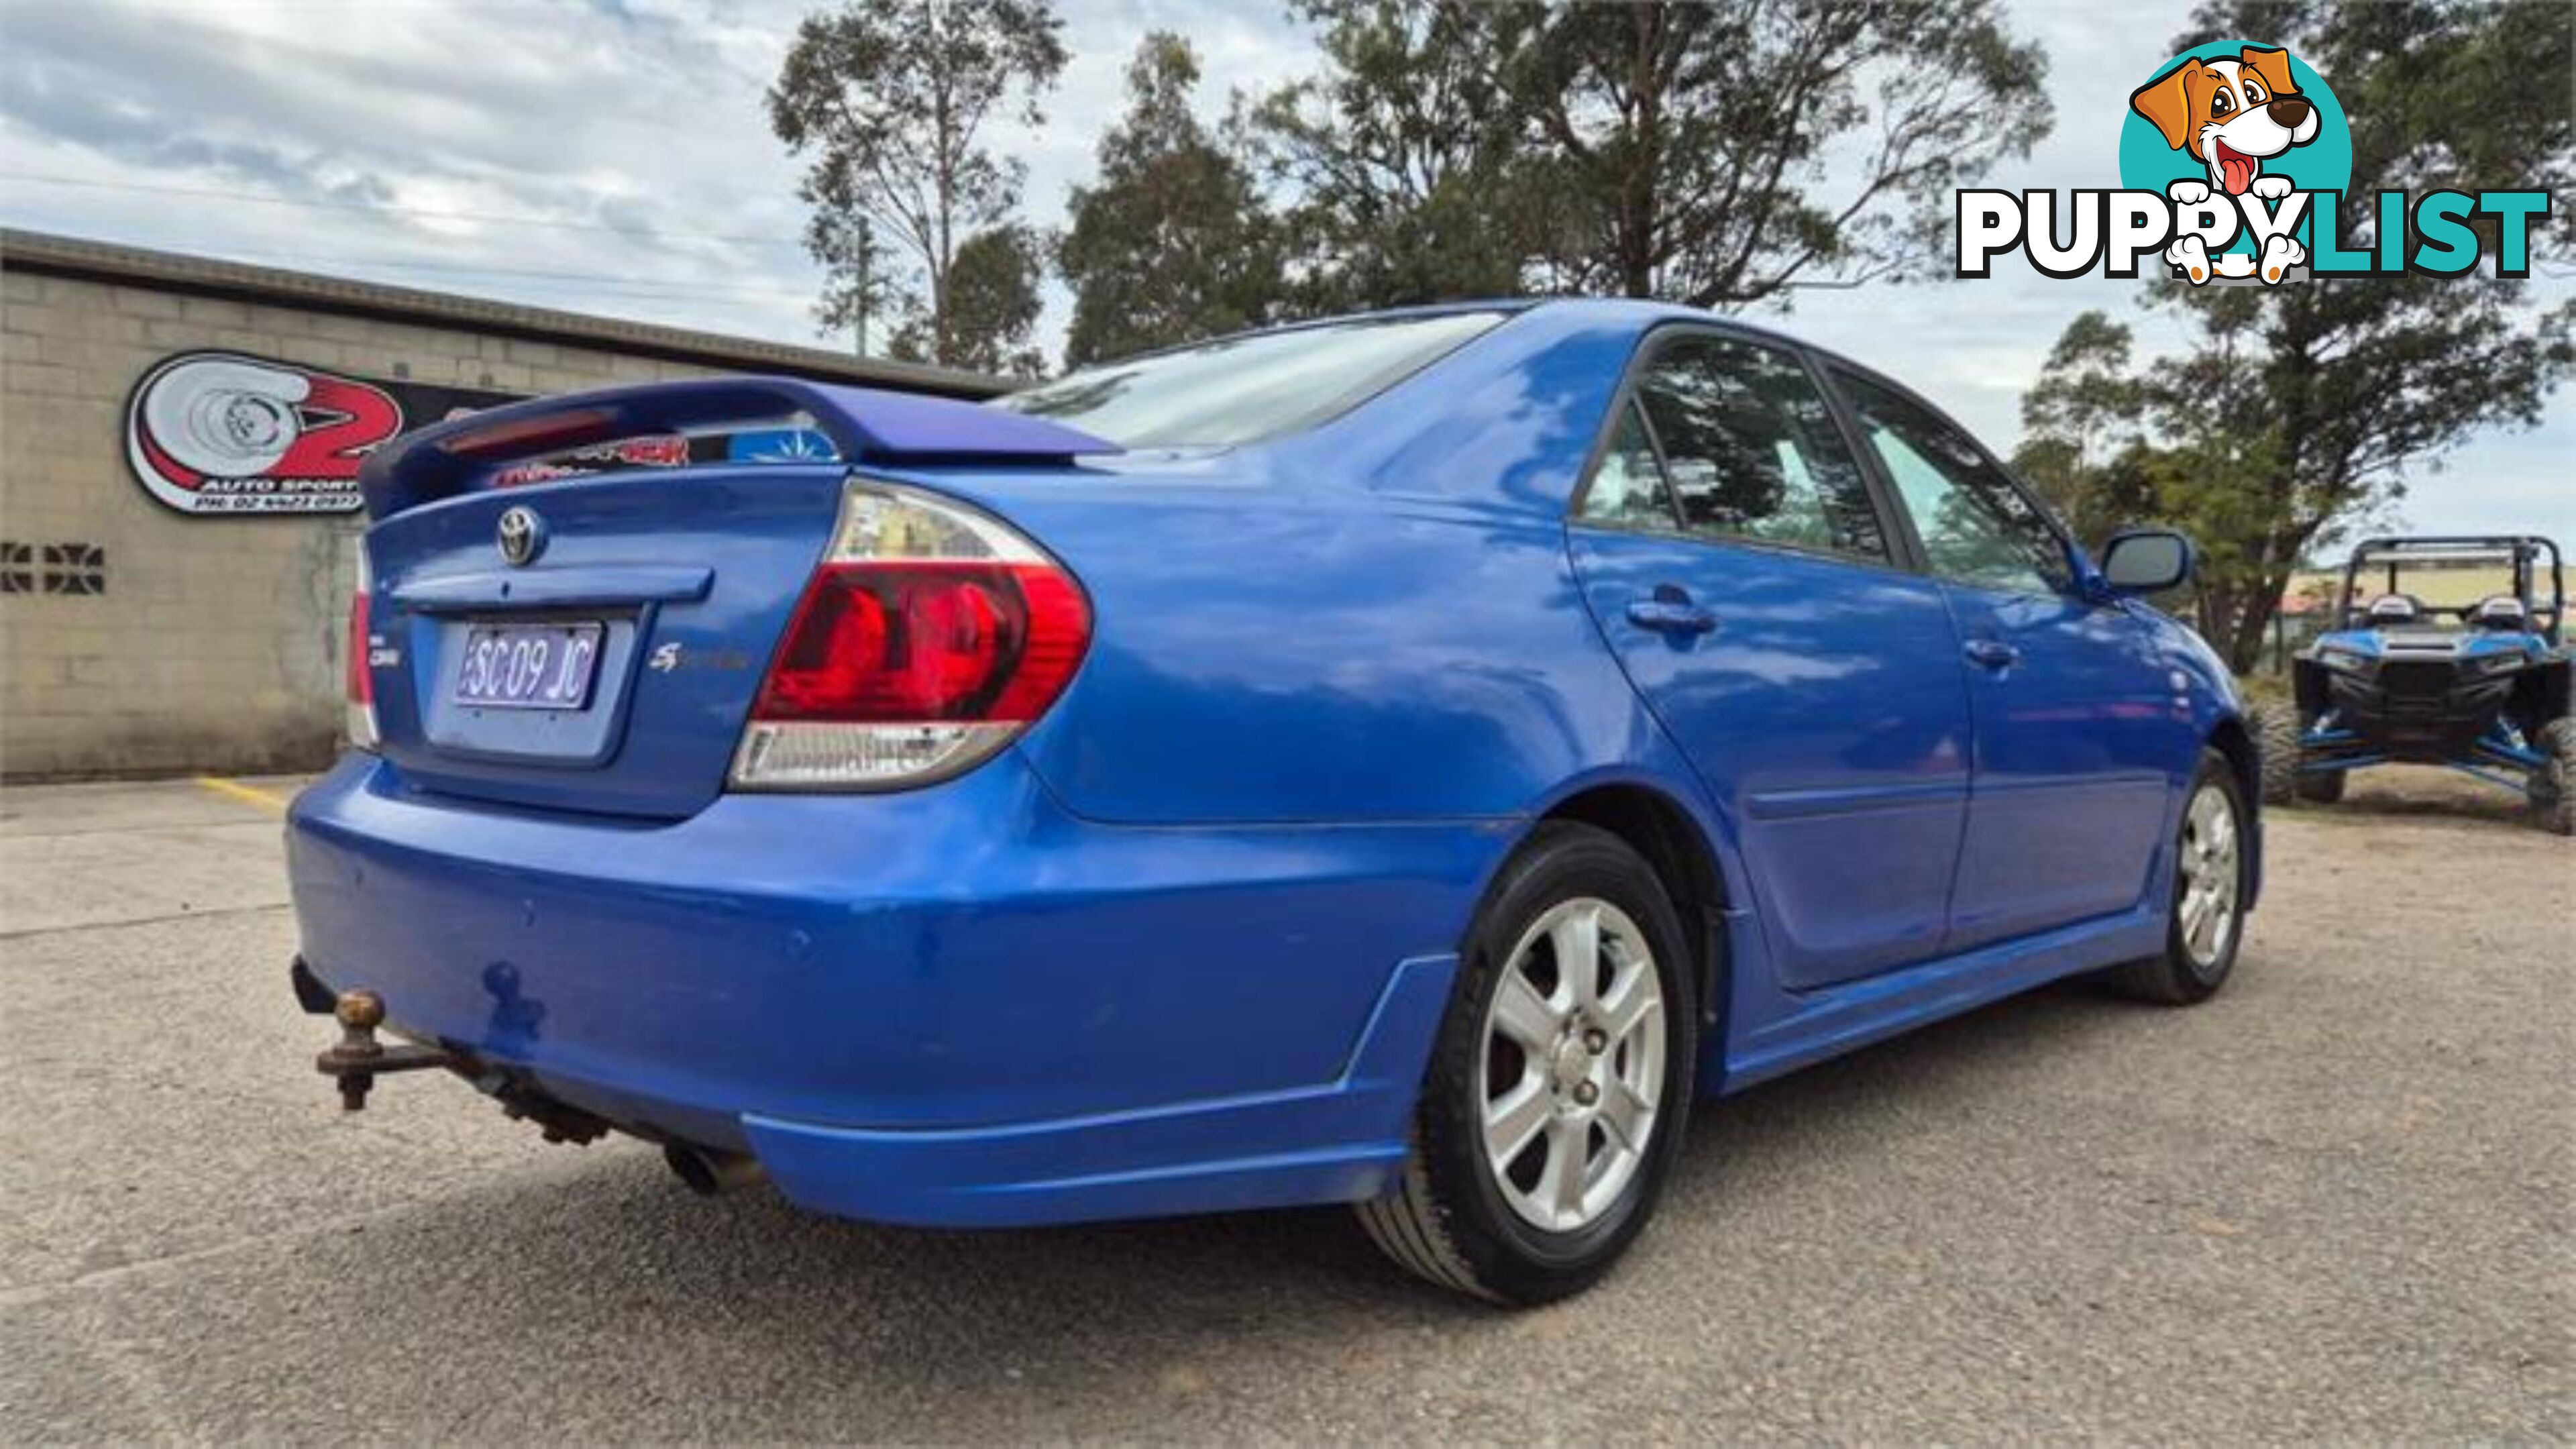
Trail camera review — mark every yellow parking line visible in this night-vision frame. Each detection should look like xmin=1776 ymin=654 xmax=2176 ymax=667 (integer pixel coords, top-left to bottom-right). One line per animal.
xmin=196 ymin=775 xmax=288 ymax=814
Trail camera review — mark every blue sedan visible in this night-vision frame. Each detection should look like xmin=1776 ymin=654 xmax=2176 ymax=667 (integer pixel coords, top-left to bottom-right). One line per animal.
xmin=287 ymin=301 xmax=2261 ymax=1303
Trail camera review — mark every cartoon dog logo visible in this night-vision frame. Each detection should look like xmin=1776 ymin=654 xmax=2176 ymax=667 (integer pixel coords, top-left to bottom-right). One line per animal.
xmin=2130 ymin=46 xmax=2320 ymax=197
xmin=2130 ymin=45 xmax=2321 ymax=282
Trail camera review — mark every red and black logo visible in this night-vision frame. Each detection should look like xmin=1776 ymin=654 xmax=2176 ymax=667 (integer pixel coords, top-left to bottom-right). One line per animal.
xmin=123 ymin=352 xmax=521 ymax=517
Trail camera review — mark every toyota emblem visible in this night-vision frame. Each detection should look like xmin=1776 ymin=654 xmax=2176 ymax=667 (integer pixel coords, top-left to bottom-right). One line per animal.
xmin=496 ymin=505 xmax=545 ymax=567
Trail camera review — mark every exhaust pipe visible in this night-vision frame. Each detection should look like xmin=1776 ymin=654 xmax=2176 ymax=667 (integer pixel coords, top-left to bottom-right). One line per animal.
xmin=663 ymin=1142 xmax=766 ymax=1197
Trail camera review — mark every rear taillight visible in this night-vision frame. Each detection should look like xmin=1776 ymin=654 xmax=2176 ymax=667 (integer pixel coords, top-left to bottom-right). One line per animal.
xmin=344 ymin=543 xmax=380 ymax=751
xmin=729 ymin=480 xmax=1089 ymax=790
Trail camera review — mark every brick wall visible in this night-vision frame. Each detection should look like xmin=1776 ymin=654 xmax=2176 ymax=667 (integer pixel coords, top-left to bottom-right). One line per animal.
xmin=0 ymin=269 xmax=727 ymax=780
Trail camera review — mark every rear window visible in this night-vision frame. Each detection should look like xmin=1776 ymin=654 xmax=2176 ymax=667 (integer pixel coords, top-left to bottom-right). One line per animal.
xmin=992 ymin=311 xmax=1507 ymax=449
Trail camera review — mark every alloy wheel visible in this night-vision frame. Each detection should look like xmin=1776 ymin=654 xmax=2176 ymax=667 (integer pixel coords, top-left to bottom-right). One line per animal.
xmin=1477 ymin=896 xmax=1666 ymax=1233
xmin=2176 ymin=781 xmax=2242 ymax=970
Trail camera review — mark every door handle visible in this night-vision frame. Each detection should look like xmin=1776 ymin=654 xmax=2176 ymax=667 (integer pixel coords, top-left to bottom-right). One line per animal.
xmin=1963 ymin=639 xmax=2022 ymax=670
xmin=1627 ymin=592 xmax=1717 ymax=636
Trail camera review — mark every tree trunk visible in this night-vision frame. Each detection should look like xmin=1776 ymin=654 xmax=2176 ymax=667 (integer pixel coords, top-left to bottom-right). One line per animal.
xmin=1619 ymin=4 xmax=1662 ymax=298
xmin=2222 ymin=566 xmax=2294 ymax=676
xmin=928 ymin=0 xmax=957 ymax=366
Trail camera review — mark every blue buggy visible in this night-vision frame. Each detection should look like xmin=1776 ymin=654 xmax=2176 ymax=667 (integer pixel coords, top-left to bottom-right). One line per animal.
xmin=2273 ymin=535 xmax=2572 ymax=833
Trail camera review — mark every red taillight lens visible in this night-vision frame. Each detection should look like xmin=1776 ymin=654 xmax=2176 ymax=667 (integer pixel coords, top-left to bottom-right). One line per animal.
xmin=753 ymin=562 xmax=1085 ymax=723
xmin=343 ymin=547 xmax=380 ymax=751
xmin=344 ymin=588 xmax=374 ymax=708
xmin=731 ymin=482 xmax=1090 ymax=791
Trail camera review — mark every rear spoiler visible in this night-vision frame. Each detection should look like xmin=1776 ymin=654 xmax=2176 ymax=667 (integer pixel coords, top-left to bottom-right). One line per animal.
xmin=358 ymin=376 xmax=1118 ymax=519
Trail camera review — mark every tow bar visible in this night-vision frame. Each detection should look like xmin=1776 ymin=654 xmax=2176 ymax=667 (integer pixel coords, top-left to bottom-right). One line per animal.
xmin=304 ymin=971 xmax=616 ymax=1144
xmin=314 ymin=989 xmax=460 ymax=1111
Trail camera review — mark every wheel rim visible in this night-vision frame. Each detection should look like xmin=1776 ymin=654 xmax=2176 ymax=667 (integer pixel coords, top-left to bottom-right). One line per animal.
xmin=2176 ymin=782 xmax=2242 ymax=971
xmin=1477 ymin=897 xmax=1666 ymax=1234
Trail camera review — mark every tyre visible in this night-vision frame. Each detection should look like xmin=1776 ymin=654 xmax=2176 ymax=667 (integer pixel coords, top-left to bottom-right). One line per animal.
xmin=2109 ymin=750 xmax=2251 ymax=1005
xmin=1358 ymin=821 xmax=1699 ymax=1305
xmin=2294 ymin=761 xmax=2346 ymax=804
xmin=2247 ymin=700 xmax=2299 ymax=806
xmin=2530 ymin=717 xmax=2575 ymax=837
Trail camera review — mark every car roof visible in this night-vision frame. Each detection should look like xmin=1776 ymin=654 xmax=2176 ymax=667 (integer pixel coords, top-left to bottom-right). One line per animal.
xmin=1517 ymin=295 xmax=1811 ymax=345
xmin=1505 ymin=298 xmax=1915 ymax=398
xmin=1058 ymin=297 xmax=1833 ymax=378
xmin=1407 ymin=296 xmax=1827 ymax=358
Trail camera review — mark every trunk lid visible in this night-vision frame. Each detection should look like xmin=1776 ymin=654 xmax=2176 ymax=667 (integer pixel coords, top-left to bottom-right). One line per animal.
xmin=366 ymin=466 xmax=844 ymax=818
xmin=353 ymin=378 xmax=1113 ymax=819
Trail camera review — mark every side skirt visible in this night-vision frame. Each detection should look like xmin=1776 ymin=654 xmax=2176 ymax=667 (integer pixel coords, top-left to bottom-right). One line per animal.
xmin=1708 ymin=902 xmax=2169 ymax=1095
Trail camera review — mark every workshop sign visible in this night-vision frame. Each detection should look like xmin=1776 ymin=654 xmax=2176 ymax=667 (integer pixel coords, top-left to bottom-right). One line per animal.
xmin=122 ymin=352 xmax=694 ymax=517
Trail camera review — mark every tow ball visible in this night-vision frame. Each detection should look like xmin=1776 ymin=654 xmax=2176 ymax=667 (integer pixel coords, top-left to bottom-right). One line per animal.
xmin=308 ymin=987 xmax=611 ymax=1144
xmin=314 ymin=989 xmax=460 ymax=1111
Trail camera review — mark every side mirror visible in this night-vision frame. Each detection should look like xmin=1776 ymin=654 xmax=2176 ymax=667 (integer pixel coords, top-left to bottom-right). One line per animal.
xmin=2099 ymin=528 xmax=2195 ymax=595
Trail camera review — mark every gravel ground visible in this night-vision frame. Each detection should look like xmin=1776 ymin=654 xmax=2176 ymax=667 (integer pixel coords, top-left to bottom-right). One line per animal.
xmin=0 ymin=767 xmax=2567 ymax=1443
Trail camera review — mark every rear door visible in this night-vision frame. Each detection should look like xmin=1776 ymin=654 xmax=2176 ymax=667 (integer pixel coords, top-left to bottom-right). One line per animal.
xmin=1828 ymin=367 xmax=2187 ymax=950
xmin=1566 ymin=331 xmax=1975 ymax=989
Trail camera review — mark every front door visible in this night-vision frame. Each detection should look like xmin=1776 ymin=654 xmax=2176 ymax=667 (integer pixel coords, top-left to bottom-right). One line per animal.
xmin=1830 ymin=368 xmax=2188 ymax=951
xmin=1567 ymin=332 xmax=1975 ymax=989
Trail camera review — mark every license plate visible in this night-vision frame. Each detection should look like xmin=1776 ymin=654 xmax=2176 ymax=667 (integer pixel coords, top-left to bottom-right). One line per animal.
xmin=453 ymin=623 xmax=604 ymax=710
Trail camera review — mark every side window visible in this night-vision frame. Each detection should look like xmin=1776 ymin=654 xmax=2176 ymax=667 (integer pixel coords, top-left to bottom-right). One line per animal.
xmin=1575 ymin=400 xmax=1678 ymax=529
xmin=1835 ymin=371 xmax=2070 ymax=595
xmin=1631 ymin=336 xmax=1889 ymax=561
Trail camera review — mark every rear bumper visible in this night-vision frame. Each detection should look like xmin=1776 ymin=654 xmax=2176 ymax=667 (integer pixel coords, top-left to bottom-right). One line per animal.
xmin=286 ymin=753 xmax=1494 ymax=1224
xmin=744 ymin=955 xmax=1449 ymax=1227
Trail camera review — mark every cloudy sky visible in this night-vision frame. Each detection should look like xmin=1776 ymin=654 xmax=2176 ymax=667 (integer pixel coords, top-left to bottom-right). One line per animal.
xmin=3 ymin=0 xmax=2566 ymax=541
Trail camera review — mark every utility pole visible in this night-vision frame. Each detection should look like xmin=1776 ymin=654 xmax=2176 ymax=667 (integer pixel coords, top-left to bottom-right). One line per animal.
xmin=854 ymin=217 xmax=871 ymax=358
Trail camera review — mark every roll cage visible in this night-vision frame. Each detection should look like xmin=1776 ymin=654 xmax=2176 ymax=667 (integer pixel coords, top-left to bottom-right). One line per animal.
xmin=2334 ymin=535 xmax=2565 ymax=645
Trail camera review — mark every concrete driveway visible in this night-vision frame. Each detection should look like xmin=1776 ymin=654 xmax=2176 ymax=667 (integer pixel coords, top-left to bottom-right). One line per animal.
xmin=1 ymin=769 xmax=2567 ymax=1442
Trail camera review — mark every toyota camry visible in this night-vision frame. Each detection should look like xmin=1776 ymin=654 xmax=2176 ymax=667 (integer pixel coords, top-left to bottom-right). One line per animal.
xmin=287 ymin=300 xmax=2261 ymax=1303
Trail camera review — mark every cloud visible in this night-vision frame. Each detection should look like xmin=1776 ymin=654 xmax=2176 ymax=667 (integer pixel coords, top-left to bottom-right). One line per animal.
xmin=3 ymin=0 xmax=828 ymax=337
xmin=2389 ymin=427 xmax=2576 ymax=542
xmin=1 ymin=0 xmax=2563 ymax=543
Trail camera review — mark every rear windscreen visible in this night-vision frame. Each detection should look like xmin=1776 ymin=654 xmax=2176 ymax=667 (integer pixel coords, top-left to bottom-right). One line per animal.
xmin=993 ymin=310 xmax=1507 ymax=449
